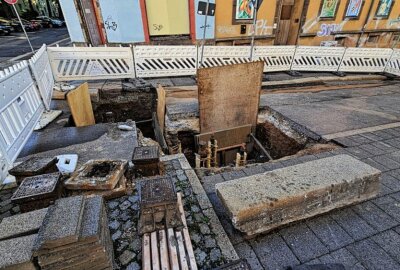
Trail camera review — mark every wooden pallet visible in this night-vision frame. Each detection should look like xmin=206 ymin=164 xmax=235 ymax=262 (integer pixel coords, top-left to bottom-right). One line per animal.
xmin=142 ymin=193 xmax=197 ymax=270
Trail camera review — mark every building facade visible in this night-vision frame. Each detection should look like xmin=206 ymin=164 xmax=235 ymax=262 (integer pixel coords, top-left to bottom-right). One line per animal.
xmin=61 ymin=0 xmax=400 ymax=48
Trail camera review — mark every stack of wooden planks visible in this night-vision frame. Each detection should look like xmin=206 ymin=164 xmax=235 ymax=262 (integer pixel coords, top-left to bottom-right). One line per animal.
xmin=142 ymin=193 xmax=197 ymax=270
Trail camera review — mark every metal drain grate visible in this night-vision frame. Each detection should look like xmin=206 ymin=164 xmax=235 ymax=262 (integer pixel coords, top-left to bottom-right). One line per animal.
xmin=11 ymin=173 xmax=61 ymax=201
xmin=139 ymin=176 xmax=176 ymax=208
xmin=133 ymin=146 xmax=160 ymax=163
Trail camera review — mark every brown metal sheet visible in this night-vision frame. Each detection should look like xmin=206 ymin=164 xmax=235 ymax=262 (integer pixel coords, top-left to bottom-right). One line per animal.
xmin=197 ymin=62 xmax=264 ymax=133
xmin=156 ymin=85 xmax=166 ymax=133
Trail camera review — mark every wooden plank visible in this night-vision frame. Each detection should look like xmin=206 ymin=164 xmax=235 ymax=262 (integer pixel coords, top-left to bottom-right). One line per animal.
xmin=66 ymin=82 xmax=95 ymax=127
xmin=177 ymin=193 xmax=197 ymax=270
xmin=52 ymin=90 xmax=67 ymax=100
xmin=142 ymin=233 xmax=151 ymax=270
xmin=151 ymin=232 xmax=161 ymax=270
xmin=195 ymin=125 xmax=252 ymax=151
xmin=176 ymin=231 xmax=189 ymax=270
xmin=157 ymin=85 xmax=166 ymax=133
xmin=167 ymin=228 xmax=180 ymax=270
xmin=159 ymin=230 xmax=170 ymax=270
xmin=197 ymin=62 xmax=263 ymax=133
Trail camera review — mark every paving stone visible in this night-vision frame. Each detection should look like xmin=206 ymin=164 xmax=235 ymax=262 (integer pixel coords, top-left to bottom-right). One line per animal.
xmin=379 ymin=181 xmax=393 ymax=197
xmin=109 ymin=220 xmax=120 ymax=230
xmin=384 ymin=138 xmax=400 ymax=148
xmin=371 ymin=155 xmax=400 ymax=170
xmin=330 ymin=208 xmax=376 ymax=241
xmin=348 ymin=135 xmax=374 ymax=145
xmin=205 ymin=235 xmax=217 ymax=249
xmin=320 ymin=248 xmax=360 ymax=268
xmin=242 ymin=165 xmax=266 ymax=176
xmin=370 ymin=141 xmax=398 ymax=153
xmin=194 ymin=249 xmax=207 ymax=265
xmin=0 ymin=207 xmax=47 ymax=240
xmin=221 ymin=170 xmax=246 ymax=181
xmin=202 ymin=174 xmax=225 ymax=194
xmin=333 ymin=137 xmax=360 ymax=147
xmin=360 ymin=132 xmax=383 ymax=142
xmin=383 ymin=128 xmax=400 ymax=137
xmin=108 ymin=201 xmax=119 ymax=209
xmin=128 ymin=195 xmax=139 ymax=204
xmin=34 ymin=196 xmax=85 ymax=250
xmin=234 ymin=241 xmax=263 ymax=270
xmin=352 ymin=201 xmax=398 ymax=231
xmin=347 ymin=239 xmax=400 ymax=270
xmin=381 ymin=173 xmax=400 ymax=193
xmin=199 ymin=223 xmax=211 ymax=235
xmin=371 ymin=230 xmax=400 ymax=263
xmin=261 ymin=161 xmax=284 ymax=172
xmin=0 ymin=234 xmax=37 ymax=269
xmin=306 ymin=215 xmax=353 ymax=251
xmin=371 ymin=195 xmax=400 ymax=222
xmin=216 ymin=155 xmax=381 ymax=235
xmin=112 ymin=230 xmax=122 ymax=241
xmin=119 ymin=249 xmax=136 ymax=266
xmin=372 ymin=130 xmax=395 ymax=140
xmin=362 ymin=158 xmax=389 ymax=172
xmin=344 ymin=147 xmax=371 ymax=159
xmin=280 ymin=223 xmax=329 ymax=263
xmin=391 ymin=191 xmax=400 ymax=202
xmin=80 ymin=196 xmax=103 ymax=240
xmin=251 ymin=233 xmax=299 ymax=269
xmin=127 ymin=261 xmax=141 ymax=270
xmin=119 ymin=200 xmax=132 ymax=211
xmin=210 ymin=248 xmax=222 ymax=262
xmin=358 ymin=144 xmax=387 ymax=156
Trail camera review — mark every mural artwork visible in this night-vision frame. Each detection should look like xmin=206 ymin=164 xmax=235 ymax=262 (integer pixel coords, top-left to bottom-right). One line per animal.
xmin=345 ymin=0 xmax=363 ymax=17
xmin=376 ymin=0 xmax=394 ymax=18
xmin=320 ymin=0 xmax=339 ymax=18
xmin=236 ymin=0 xmax=255 ymax=20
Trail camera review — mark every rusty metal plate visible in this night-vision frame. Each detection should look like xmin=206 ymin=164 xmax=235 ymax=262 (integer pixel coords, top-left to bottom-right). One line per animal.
xmin=139 ymin=176 xmax=176 ymax=208
xmin=133 ymin=146 xmax=160 ymax=163
xmin=11 ymin=173 xmax=61 ymax=201
xmin=9 ymin=157 xmax=58 ymax=176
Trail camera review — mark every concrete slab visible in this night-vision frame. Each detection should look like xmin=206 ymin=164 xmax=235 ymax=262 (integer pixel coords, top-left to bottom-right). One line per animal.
xmin=0 ymin=234 xmax=37 ymax=269
xmin=0 ymin=208 xmax=47 ymax=241
xmin=216 ymin=155 xmax=381 ymax=236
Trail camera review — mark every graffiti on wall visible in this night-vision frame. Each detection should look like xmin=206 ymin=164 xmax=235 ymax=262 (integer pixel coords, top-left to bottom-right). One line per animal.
xmin=248 ymin=19 xmax=270 ymax=36
xmin=317 ymin=23 xmax=342 ymax=36
xmin=217 ymin=25 xmax=236 ymax=35
xmin=105 ymin=16 xmax=118 ymax=31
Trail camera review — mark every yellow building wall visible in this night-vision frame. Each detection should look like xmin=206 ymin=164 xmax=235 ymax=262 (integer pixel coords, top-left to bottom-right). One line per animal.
xmin=214 ymin=0 xmax=278 ymax=40
xmin=145 ymin=0 xmax=190 ymax=36
xmin=299 ymin=0 xmax=400 ymax=47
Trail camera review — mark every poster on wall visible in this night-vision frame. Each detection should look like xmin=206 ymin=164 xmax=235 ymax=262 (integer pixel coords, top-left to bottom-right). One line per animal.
xmin=375 ymin=0 xmax=394 ymax=18
xmin=345 ymin=0 xmax=363 ymax=18
xmin=235 ymin=0 xmax=255 ymax=20
xmin=320 ymin=0 xmax=339 ymax=19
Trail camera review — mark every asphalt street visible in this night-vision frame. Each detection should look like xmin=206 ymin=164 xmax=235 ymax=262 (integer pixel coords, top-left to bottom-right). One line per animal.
xmin=0 ymin=27 xmax=70 ymax=68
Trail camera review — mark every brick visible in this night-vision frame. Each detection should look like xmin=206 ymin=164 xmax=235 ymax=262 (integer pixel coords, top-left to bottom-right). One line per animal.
xmin=371 ymin=155 xmax=400 ymax=170
xmin=371 ymin=230 xmax=400 ymax=263
xmin=347 ymin=239 xmax=400 ymax=270
xmin=330 ymin=208 xmax=376 ymax=241
xmin=280 ymin=223 xmax=328 ymax=263
xmin=250 ymin=233 xmax=300 ymax=268
xmin=234 ymin=241 xmax=263 ymax=270
xmin=216 ymin=155 xmax=380 ymax=236
xmin=352 ymin=201 xmax=398 ymax=232
xmin=306 ymin=215 xmax=353 ymax=251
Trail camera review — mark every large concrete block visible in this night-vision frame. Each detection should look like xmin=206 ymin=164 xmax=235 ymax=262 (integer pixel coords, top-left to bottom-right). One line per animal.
xmin=216 ymin=155 xmax=381 ymax=236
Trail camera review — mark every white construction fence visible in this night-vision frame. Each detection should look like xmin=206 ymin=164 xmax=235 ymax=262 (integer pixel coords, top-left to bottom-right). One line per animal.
xmin=0 ymin=44 xmax=400 ymax=182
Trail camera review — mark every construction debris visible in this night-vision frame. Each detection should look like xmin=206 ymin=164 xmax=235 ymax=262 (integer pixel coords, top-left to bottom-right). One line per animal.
xmin=33 ymin=196 xmax=114 ymax=269
xmin=11 ymin=173 xmax=63 ymax=213
xmin=133 ymin=146 xmax=161 ymax=177
xmin=0 ymin=234 xmax=37 ymax=270
xmin=9 ymin=157 xmax=58 ymax=185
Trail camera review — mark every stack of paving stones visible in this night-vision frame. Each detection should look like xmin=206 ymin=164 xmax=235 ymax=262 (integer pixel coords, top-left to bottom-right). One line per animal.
xmin=33 ymin=195 xmax=114 ymax=270
xmin=202 ymin=128 xmax=400 ymax=270
xmin=0 ymin=187 xmax=20 ymax=222
xmin=106 ymin=158 xmax=227 ymax=269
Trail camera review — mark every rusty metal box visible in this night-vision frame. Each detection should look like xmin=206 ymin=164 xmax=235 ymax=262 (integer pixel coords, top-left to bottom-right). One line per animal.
xmin=132 ymin=146 xmax=160 ymax=176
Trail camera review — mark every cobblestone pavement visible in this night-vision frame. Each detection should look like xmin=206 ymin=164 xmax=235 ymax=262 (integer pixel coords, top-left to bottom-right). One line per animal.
xmin=106 ymin=158 xmax=227 ymax=269
xmin=203 ymin=126 xmax=400 ymax=270
xmin=0 ymin=188 xmax=20 ymax=222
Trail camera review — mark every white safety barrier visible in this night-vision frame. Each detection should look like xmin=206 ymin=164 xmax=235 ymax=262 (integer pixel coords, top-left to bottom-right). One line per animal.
xmin=29 ymin=44 xmax=55 ymax=110
xmin=134 ymin=46 xmax=197 ymax=78
xmin=198 ymin=46 xmax=252 ymax=68
xmin=385 ymin=49 xmax=400 ymax=76
xmin=47 ymin=46 xmax=135 ymax=81
xmin=253 ymin=46 xmax=296 ymax=72
xmin=0 ymin=61 xmax=44 ymax=180
xmin=292 ymin=46 xmax=346 ymax=72
xmin=339 ymin=48 xmax=393 ymax=73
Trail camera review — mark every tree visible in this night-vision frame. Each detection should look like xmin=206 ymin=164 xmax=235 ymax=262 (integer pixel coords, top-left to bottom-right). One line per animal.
xmin=45 ymin=0 xmax=52 ymax=17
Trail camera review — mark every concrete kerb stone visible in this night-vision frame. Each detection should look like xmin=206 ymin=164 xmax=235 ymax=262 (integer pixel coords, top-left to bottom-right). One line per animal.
xmin=216 ymin=155 xmax=381 ymax=236
xmin=185 ymin=169 xmax=211 ymax=211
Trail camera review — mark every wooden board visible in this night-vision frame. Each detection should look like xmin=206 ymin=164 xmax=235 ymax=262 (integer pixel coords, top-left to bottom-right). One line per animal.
xmin=195 ymin=125 xmax=252 ymax=151
xmin=66 ymin=82 xmax=95 ymax=127
xmin=157 ymin=85 xmax=166 ymax=133
xmin=197 ymin=62 xmax=263 ymax=133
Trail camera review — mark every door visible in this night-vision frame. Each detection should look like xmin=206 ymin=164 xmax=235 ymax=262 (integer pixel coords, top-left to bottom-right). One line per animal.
xmin=145 ymin=0 xmax=190 ymax=36
xmin=275 ymin=0 xmax=295 ymax=45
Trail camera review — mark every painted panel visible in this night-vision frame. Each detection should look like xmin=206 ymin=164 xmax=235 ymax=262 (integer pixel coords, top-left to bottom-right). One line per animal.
xmin=59 ymin=0 xmax=86 ymax=42
xmin=98 ymin=0 xmax=145 ymax=43
xmin=145 ymin=0 xmax=190 ymax=36
xmin=195 ymin=0 xmax=215 ymax=40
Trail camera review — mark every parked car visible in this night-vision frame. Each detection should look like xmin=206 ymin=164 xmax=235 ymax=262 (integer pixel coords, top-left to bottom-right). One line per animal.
xmin=0 ymin=24 xmax=13 ymax=35
xmin=36 ymin=16 xmax=63 ymax=28
xmin=10 ymin=18 xmax=36 ymax=32
xmin=0 ymin=18 xmax=17 ymax=32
